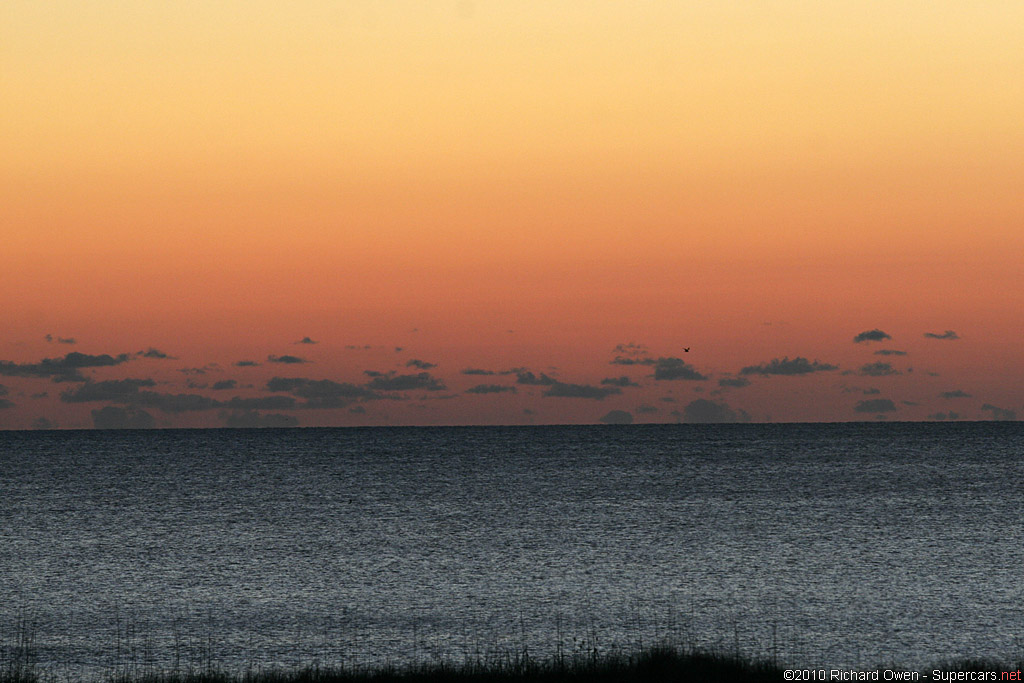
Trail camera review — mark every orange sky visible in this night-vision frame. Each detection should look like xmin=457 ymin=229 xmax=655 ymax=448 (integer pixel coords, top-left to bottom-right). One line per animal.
xmin=1 ymin=1 xmax=1022 ymax=428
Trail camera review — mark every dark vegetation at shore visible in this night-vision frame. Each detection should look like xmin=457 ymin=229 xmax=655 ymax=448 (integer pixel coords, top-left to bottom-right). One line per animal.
xmin=4 ymin=614 xmax=1022 ymax=683
xmin=5 ymin=642 xmax=1023 ymax=683
xmin=2 ymin=644 xmax=783 ymax=683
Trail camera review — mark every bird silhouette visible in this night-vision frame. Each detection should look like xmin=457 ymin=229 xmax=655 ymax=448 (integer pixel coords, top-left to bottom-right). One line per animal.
xmin=683 ymin=347 xmax=690 ymax=353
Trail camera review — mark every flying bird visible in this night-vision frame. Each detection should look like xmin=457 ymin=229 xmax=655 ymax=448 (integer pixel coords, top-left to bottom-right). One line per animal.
xmin=683 ymin=347 xmax=690 ymax=353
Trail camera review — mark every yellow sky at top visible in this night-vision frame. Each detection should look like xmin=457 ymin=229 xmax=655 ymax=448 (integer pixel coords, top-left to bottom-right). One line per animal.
xmin=4 ymin=1 xmax=1022 ymax=182
xmin=2 ymin=1 xmax=1022 ymax=339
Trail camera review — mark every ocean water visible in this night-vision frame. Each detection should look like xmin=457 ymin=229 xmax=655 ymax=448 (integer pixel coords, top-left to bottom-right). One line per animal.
xmin=2 ymin=423 xmax=1023 ymax=678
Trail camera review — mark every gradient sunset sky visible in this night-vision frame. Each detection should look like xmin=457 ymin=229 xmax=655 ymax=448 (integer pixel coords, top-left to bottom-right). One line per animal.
xmin=2 ymin=1 xmax=1022 ymax=428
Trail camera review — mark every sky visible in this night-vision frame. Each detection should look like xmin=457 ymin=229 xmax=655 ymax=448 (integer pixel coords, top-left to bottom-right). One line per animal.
xmin=2 ymin=1 xmax=1022 ymax=429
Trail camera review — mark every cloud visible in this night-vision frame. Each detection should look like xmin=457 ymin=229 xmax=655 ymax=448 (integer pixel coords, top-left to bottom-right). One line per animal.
xmin=296 ymin=337 xmax=318 ymax=344
xmin=267 ymin=377 xmax=378 ymax=407
xmin=653 ymin=358 xmax=707 ymax=381
xmin=601 ymin=376 xmax=639 ymax=387
xmin=681 ymin=399 xmax=750 ymax=423
xmin=406 ymin=359 xmax=437 ymax=370
xmin=133 ymin=392 xmax=220 ymax=413
xmin=0 ymin=384 xmax=7 ymax=396
xmin=268 ymin=354 xmax=309 ymax=364
xmin=224 ymin=396 xmax=297 ymax=411
xmin=982 ymin=404 xmax=1017 ymax=421
xmin=924 ymin=330 xmax=959 ymax=340
xmin=636 ymin=404 xmax=658 ymax=414
xmin=0 ymin=398 xmax=14 ymax=410
xmin=461 ymin=368 xmax=496 ymax=375
xmin=234 ymin=360 xmax=259 ymax=367
xmin=515 ymin=371 xmax=558 ymax=386
xmin=179 ymin=365 xmax=219 ymax=375
xmin=928 ymin=411 xmax=960 ymax=421
xmin=854 ymin=398 xmax=897 ymax=413
xmin=223 ymin=410 xmax=299 ymax=428
xmin=0 ymin=351 xmax=132 ymax=382
xmin=138 ymin=348 xmax=172 ymax=359
xmin=610 ymin=343 xmax=656 ymax=366
xmin=740 ymin=357 xmax=838 ymax=376
xmin=859 ymin=362 xmax=900 ymax=377
xmin=853 ymin=329 xmax=891 ymax=343
xmin=59 ymin=378 xmax=157 ymax=403
xmin=465 ymin=384 xmax=517 ymax=394
xmin=610 ymin=356 xmax=657 ymax=366
xmin=91 ymin=406 xmax=156 ymax=429
xmin=718 ymin=377 xmax=751 ymax=388
xmin=31 ymin=417 xmax=56 ymax=429
xmin=599 ymin=409 xmax=633 ymax=425
xmin=940 ymin=390 xmax=971 ymax=399
xmin=873 ymin=349 xmax=907 ymax=356
xmin=211 ymin=380 xmax=237 ymax=390
xmin=863 ymin=387 xmax=881 ymax=395
xmin=364 ymin=371 xmax=446 ymax=392
xmin=45 ymin=334 xmax=77 ymax=345
xmin=543 ymin=382 xmax=621 ymax=399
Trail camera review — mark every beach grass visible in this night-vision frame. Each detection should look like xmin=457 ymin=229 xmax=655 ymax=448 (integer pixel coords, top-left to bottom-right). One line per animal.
xmin=5 ymin=645 xmax=786 ymax=683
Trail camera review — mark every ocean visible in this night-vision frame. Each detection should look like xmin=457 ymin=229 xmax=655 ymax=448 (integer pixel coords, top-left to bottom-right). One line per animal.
xmin=2 ymin=423 xmax=1022 ymax=678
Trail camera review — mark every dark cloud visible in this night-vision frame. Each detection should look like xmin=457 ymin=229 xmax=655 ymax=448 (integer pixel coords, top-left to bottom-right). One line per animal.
xmin=267 ymin=377 xmax=378 ymax=408
xmin=515 ymin=371 xmax=558 ymax=386
xmin=60 ymin=378 xmax=157 ymax=403
xmin=138 ymin=348 xmax=172 ymax=359
xmin=928 ymin=411 xmax=960 ymax=421
xmin=31 ymin=417 xmax=56 ymax=429
xmin=179 ymin=364 xmax=220 ymax=375
xmin=601 ymin=376 xmax=639 ymax=387
xmin=859 ymin=362 xmax=900 ymax=377
xmin=599 ymin=409 xmax=633 ymax=425
xmin=348 ymin=405 xmax=367 ymax=414
xmin=268 ymin=355 xmax=309 ymax=364
xmin=874 ymin=350 xmax=907 ymax=356
xmin=982 ymin=404 xmax=1017 ymax=421
xmin=211 ymin=380 xmax=237 ymax=391
xmin=223 ymin=410 xmax=299 ymax=428
xmin=224 ymin=396 xmax=297 ymax=411
xmin=740 ymin=357 xmax=838 ymax=376
xmin=91 ymin=406 xmax=156 ymax=429
xmin=853 ymin=329 xmax=892 ymax=343
xmin=296 ymin=337 xmax=318 ymax=345
xmin=854 ymin=398 xmax=897 ymax=413
xmin=718 ymin=377 xmax=751 ymax=388
xmin=406 ymin=359 xmax=437 ymax=370
xmin=45 ymin=335 xmax=77 ymax=345
xmin=0 ymin=384 xmax=7 ymax=396
xmin=636 ymin=404 xmax=658 ymax=414
xmin=653 ymin=358 xmax=707 ymax=381
xmin=364 ymin=371 xmax=446 ymax=392
xmin=610 ymin=356 xmax=657 ymax=366
xmin=465 ymin=384 xmax=517 ymax=394
xmin=940 ymin=390 xmax=971 ymax=399
xmin=924 ymin=330 xmax=959 ymax=340
xmin=461 ymin=368 xmax=496 ymax=375
xmin=186 ymin=380 xmax=208 ymax=389
xmin=863 ymin=388 xmax=881 ymax=395
xmin=610 ymin=343 xmax=656 ymax=366
xmin=345 ymin=345 xmax=373 ymax=351
xmin=681 ymin=399 xmax=750 ymax=424
xmin=234 ymin=360 xmax=260 ymax=367
xmin=0 ymin=351 xmax=132 ymax=382
xmin=0 ymin=398 xmax=14 ymax=410
xmin=133 ymin=392 xmax=220 ymax=413
xmin=543 ymin=382 xmax=621 ymax=400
